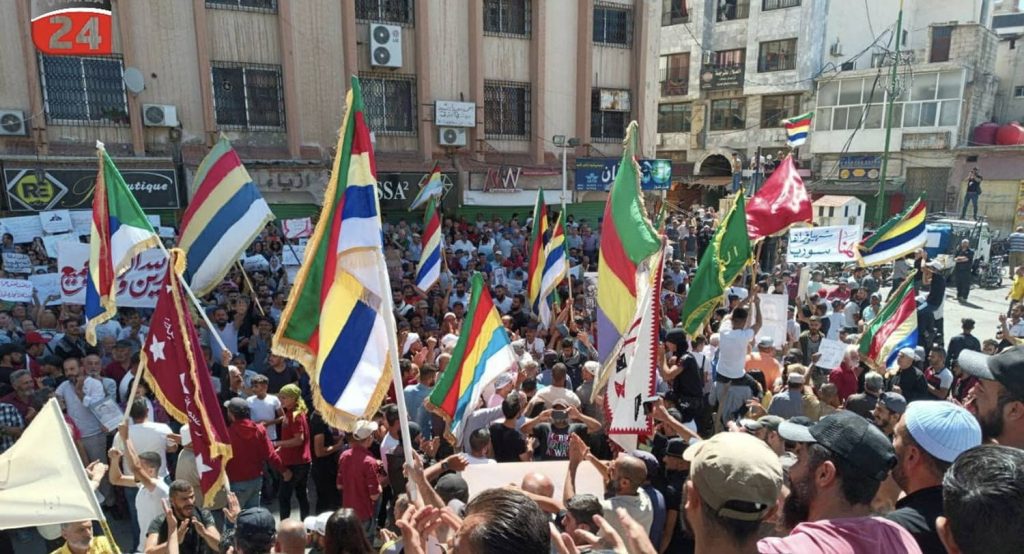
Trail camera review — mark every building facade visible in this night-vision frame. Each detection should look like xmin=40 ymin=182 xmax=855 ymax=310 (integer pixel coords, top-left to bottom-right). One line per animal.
xmin=656 ymin=0 xmax=826 ymax=208
xmin=0 ymin=0 xmax=661 ymax=224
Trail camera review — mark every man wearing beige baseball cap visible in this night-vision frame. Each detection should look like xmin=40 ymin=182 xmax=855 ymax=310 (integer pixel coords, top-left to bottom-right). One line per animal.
xmin=681 ymin=433 xmax=782 ymax=553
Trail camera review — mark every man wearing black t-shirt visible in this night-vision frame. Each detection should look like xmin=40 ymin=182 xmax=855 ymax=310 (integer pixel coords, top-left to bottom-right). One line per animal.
xmin=488 ymin=391 xmax=532 ymax=462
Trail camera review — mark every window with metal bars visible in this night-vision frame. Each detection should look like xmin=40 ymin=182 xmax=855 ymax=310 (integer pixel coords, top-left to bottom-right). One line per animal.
xmin=709 ymin=98 xmax=746 ymax=131
xmin=40 ymin=54 xmax=128 ymax=125
xmin=658 ymin=103 xmax=691 ymax=133
xmin=206 ymin=0 xmax=277 ymax=12
xmin=594 ymin=4 xmax=632 ymax=46
xmin=760 ymin=94 xmax=801 ymax=127
xmin=758 ymin=38 xmax=797 ymax=72
xmin=484 ymin=81 xmax=530 ymax=140
xmin=660 ymin=53 xmax=690 ymax=96
xmin=591 ymin=89 xmax=628 ymax=141
xmin=762 ymin=0 xmax=800 ymax=10
xmin=360 ymin=74 xmax=417 ymax=135
xmin=484 ymin=0 xmax=531 ymax=37
xmin=211 ymin=63 xmax=285 ymax=130
xmin=356 ymin=0 xmax=414 ymax=25
xmin=662 ymin=0 xmax=688 ymax=25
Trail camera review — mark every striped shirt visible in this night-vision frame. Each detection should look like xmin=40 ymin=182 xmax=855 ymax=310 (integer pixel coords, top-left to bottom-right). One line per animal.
xmin=1009 ymin=232 xmax=1024 ymax=253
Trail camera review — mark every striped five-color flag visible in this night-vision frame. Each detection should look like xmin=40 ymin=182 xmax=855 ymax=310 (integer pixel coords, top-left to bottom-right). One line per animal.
xmin=784 ymin=111 xmax=814 ymax=147
xmin=415 ymin=196 xmax=442 ymax=292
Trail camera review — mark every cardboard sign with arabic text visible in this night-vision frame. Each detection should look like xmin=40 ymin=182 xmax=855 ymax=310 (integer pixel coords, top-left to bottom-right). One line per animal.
xmin=786 ymin=225 xmax=861 ymax=264
xmin=56 ymin=241 xmax=168 ymax=307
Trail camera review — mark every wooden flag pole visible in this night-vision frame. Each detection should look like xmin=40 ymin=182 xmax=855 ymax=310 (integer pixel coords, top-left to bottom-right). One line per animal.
xmin=152 ymin=240 xmax=231 ymax=358
xmin=236 ymin=261 xmax=267 ymax=316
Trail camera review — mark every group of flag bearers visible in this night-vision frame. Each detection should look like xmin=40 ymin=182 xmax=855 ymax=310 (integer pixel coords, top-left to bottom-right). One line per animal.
xmin=0 ymin=78 xmax=931 ymax=550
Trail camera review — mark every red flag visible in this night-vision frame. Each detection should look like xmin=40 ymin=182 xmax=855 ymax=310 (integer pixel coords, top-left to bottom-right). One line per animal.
xmin=142 ymin=249 xmax=232 ymax=507
xmin=746 ymin=154 xmax=813 ymax=241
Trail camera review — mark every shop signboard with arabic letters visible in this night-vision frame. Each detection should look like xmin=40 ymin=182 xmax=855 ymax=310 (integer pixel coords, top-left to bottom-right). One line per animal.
xmin=57 ymin=242 xmax=168 ymax=307
xmin=574 ymin=158 xmax=672 ymax=192
xmin=3 ymin=167 xmax=179 ymax=211
xmin=786 ymin=225 xmax=861 ymax=264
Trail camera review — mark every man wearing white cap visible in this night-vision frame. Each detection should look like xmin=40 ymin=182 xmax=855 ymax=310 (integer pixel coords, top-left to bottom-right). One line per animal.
xmin=299 ymin=512 xmax=331 ymax=553
xmin=767 ymin=372 xmax=807 ymax=419
xmin=889 ymin=348 xmax=931 ymax=403
xmin=886 ymin=402 xmax=982 ymax=554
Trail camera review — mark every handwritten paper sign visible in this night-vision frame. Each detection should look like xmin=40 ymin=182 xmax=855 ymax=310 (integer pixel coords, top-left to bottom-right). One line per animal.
xmin=758 ymin=294 xmax=790 ymax=350
xmin=69 ymin=210 xmax=93 ymax=236
xmin=282 ymin=245 xmax=306 ymax=267
xmin=2 ymin=253 xmax=32 ymax=274
xmin=39 ymin=209 xmax=72 ymax=234
xmin=0 ymin=215 xmax=44 ymax=243
xmin=57 ymin=242 xmax=168 ymax=307
xmin=787 ymin=225 xmax=861 ymax=263
xmin=815 ymin=338 xmax=846 ymax=370
xmin=282 ymin=218 xmax=313 ymax=239
xmin=0 ymin=278 xmax=33 ymax=303
xmin=242 ymin=255 xmax=270 ymax=273
xmin=29 ymin=273 xmax=62 ymax=306
xmin=42 ymin=234 xmax=79 ymax=258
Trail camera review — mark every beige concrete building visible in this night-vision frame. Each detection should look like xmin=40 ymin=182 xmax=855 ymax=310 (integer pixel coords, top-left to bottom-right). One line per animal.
xmin=0 ymin=0 xmax=662 ymax=222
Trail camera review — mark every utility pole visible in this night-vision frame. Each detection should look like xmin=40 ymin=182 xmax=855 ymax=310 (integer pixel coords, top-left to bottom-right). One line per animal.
xmin=875 ymin=0 xmax=904 ymax=226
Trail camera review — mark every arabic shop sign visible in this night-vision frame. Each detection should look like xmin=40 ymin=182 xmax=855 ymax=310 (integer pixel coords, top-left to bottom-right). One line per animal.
xmin=838 ymin=156 xmax=881 ymax=181
xmin=574 ymin=158 xmax=672 ymax=192
xmin=785 ymin=225 xmax=861 ymax=264
xmin=3 ymin=167 xmax=179 ymax=211
xmin=699 ymin=64 xmax=745 ymax=91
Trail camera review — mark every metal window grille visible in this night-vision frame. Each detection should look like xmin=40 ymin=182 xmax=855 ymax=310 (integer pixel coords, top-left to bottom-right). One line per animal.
xmin=591 ymin=89 xmax=627 ymax=141
xmin=660 ymin=53 xmax=689 ymax=96
xmin=356 ymin=0 xmax=414 ymax=25
xmin=762 ymin=0 xmax=800 ymax=10
xmin=758 ymin=39 xmax=797 ymax=72
xmin=760 ymin=94 xmax=800 ymax=127
xmin=484 ymin=81 xmax=530 ymax=140
xmin=709 ymin=98 xmax=745 ymax=131
xmin=484 ymin=0 xmax=531 ymax=37
xmin=717 ymin=0 xmax=749 ymax=21
xmin=40 ymin=54 xmax=128 ymax=125
xmin=662 ymin=0 xmax=688 ymax=25
xmin=713 ymin=49 xmax=745 ymax=68
xmin=594 ymin=4 xmax=632 ymax=46
xmin=206 ymin=0 xmax=277 ymax=13
xmin=360 ymin=74 xmax=417 ymax=136
xmin=211 ymin=63 xmax=285 ymax=130
xmin=658 ymin=103 xmax=691 ymax=133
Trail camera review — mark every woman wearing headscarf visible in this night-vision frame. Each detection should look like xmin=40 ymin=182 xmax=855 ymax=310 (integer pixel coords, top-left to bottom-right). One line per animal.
xmin=274 ymin=383 xmax=312 ymax=520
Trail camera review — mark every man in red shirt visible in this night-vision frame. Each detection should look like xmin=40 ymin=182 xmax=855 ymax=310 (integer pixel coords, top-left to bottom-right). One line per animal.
xmin=224 ymin=397 xmax=291 ymax=510
xmin=103 ymin=339 xmax=133 ymax=383
xmin=337 ymin=419 xmax=383 ymax=539
xmin=829 ymin=344 xmax=861 ymax=402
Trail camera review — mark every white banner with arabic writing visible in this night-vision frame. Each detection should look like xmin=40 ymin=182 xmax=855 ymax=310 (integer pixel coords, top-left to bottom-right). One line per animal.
xmin=786 ymin=225 xmax=861 ymax=264
xmin=56 ymin=242 xmax=168 ymax=307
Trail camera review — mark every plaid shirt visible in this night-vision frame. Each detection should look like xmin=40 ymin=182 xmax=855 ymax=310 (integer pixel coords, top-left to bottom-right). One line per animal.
xmin=0 ymin=402 xmax=23 ymax=453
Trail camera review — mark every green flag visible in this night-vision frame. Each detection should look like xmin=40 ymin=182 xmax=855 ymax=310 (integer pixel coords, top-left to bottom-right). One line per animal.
xmin=681 ymin=194 xmax=753 ymax=335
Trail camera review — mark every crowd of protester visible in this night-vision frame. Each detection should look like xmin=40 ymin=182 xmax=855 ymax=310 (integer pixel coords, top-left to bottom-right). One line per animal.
xmin=1 ymin=208 xmax=1023 ymax=554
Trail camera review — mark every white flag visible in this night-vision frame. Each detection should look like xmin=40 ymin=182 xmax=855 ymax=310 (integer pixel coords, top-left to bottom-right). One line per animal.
xmin=0 ymin=399 xmax=105 ymax=529
xmin=604 ymin=248 xmax=663 ymax=451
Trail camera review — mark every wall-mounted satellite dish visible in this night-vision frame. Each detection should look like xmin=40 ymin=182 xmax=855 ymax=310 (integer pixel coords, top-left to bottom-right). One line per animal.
xmin=123 ymin=67 xmax=145 ymax=95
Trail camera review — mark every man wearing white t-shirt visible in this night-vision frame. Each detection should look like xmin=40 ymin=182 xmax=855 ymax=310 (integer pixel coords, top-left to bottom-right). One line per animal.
xmin=108 ymin=434 xmax=170 ymax=553
xmin=465 ymin=427 xmax=497 ymax=465
xmin=714 ymin=297 xmax=762 ymax=429
xmin=246 ymin=374 xmax=283 ymax=440
xmin=114 ymin=399 xmax=177 ymax=478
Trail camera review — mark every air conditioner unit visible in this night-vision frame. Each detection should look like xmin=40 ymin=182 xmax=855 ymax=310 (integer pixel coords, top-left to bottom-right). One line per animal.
xmin=438 ymin=127 xmax=467 ymax=147
xmin=369 ymin=23 xmax=402 ymax=68
xmin=0 ymin=110 xmax=27 ymax=136
xmin=830 ymin=42 xmax=844 ymax=57
xmin=142 ymin=104 xmax=179 ymax=127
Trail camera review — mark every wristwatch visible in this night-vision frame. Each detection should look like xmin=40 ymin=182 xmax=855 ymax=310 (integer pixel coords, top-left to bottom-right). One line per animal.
xmin=440 ymin=460 xmax=449 ymax=472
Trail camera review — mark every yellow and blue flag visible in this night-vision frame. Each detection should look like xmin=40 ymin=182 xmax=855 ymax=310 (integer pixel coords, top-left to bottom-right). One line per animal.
xmin=272 ymin=77 xmax=393 ymax=430
xmin=859 ymin=198 xmax=927 ymax=267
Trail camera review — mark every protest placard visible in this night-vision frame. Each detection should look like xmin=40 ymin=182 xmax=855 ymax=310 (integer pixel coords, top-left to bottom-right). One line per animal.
xmin=282 ymin=245 xmax=306 ymax=266
xmin=0 ymin=215 xmax=44 ymax=243
xmin=282 ymin=217 xmax=312 ymax=239
xmin=146 ymin=215 xmax=161 ymax=228
xmin=2 ymin=253 xmax=32 ymax=274
xmin=815 ymin=338 xmax=846 ymax=370
xmin=29 ymin=273 xmax=62 ymax=306
xmin=39 ymin=210 xmax=72 ymax=234
xmin=0 ymin=278 xmax=33 ymax=303
xmin=69 ymin=210 xmax=92 ymax=236
xmin=787 ymin=225 xmax=861 ymax=263
xmin=758 ymin=293 xmax=789 ymax=350
xmin=57 ymin=242 xmax=168 ymax=307
xmin=461 ymin=460 xmax=604 ymax=501
xmin=41 ymin=234 xmax=79 ymax=258
xmin=242 ymin=255 xmax=271 ymax=273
